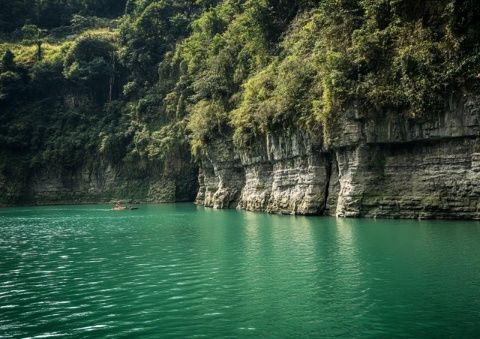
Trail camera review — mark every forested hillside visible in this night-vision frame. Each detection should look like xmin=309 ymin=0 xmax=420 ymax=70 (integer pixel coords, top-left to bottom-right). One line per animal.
xmin=0 ymin=1 xmax=126 ymax=39
xmin=1 ymin=0 xmax=480 ymax=213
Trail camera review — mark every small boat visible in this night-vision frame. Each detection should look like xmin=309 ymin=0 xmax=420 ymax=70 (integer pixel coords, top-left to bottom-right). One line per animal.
xmin=112 ymin=202 xmax=138 ymax=211
xmin=112 ymin=206 xmax=139 ymax=211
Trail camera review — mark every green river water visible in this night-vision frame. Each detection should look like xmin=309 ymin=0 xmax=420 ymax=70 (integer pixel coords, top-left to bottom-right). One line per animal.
xmin=0 ymin=204 xmax=479 ymax=338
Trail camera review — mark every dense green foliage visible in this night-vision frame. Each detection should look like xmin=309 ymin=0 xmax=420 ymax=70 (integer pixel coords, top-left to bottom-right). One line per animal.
xmin=1 ymin=0 xmax=479 ymax=200
xmin=229 ymin=0 xmax=480 ymax=146
xmin=0 ymin=0 xmax=127 ymax=33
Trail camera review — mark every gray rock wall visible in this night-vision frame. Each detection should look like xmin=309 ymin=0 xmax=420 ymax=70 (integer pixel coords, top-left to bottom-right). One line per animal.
xmin=333 ymin=139 xmax=480 ymax=219
xmin=196 ymin=93 xmax=480 ymax=219
xmin=331 ymin=92 xmax=480 ymax=219
xmin=195 ymin=138 xmax=245 ymax=209
xmin=1 ymin=152 xmax=198 ymax=206
xmin=197 ymin=132 xmax=331 ymax=215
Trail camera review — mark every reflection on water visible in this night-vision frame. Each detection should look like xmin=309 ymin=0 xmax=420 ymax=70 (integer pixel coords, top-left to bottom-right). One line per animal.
xmin=0 ymin=204 xmax=479 ymax=338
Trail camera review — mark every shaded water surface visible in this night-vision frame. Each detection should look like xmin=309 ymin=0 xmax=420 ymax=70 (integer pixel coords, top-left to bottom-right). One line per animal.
xmin=0 ymin=204 xmax=479 ymax=338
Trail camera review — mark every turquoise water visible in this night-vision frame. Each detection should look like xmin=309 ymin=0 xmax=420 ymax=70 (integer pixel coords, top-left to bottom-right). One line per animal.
xmin=0 ymin=204 xmax=479 ymax=338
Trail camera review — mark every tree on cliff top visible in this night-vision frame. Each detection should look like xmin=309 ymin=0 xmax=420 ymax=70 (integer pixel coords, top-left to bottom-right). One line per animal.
xmin=21 ymin=25 xmax=47 ymax=61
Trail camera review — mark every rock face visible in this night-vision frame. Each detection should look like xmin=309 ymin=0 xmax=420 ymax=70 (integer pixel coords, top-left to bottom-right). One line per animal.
xmin=3 ymin=92 xmax=479 ymax=219
xmin=332 ymin=140 xmax=480 ymax=219
xmin=196 ymin=138 xmax=245 ymax=209
xmin=330 ymin=92 xmax=480 ymax=219
xmin=196 ymin=93 xmax=480 ymax=219
xmin=238 ymin=132 xmax=331 ymax=215
xmin=196 ymin=132 xmax=331 ymax=215
xmin=0 ymin=152 xmax=198 ymax=206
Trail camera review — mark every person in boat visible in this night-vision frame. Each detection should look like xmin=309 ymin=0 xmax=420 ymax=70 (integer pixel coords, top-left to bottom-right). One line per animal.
xmin=112 ymin=201 xmax=138 ymax=211
xmin=113 ymin=201 xmax=127 ymax=211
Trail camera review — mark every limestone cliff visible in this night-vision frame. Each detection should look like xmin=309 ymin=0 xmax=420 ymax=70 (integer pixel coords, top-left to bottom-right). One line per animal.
xmin=0 ymin=152 xmax=198 ymax=206
xmin=196 ymin=93 xmax=480 ymax=220
xmin=195 ymin=138 xmax=245 ymax=209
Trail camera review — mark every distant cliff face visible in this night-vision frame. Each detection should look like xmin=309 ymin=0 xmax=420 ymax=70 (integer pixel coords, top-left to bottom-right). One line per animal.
xmin=3 ymin=92 xmax=479 ymax=220
xmin=0 ymin=151 xmax=198 ymax=207
xmin=196 ymin=93 xmax=480 ymax=220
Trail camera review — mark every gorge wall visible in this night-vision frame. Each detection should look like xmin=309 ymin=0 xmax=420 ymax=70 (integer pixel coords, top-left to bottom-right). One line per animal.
xmin=196 ymin=93 xmax=480 ymax=220
xmin=0 ymin=153 xmax=198 ymax=207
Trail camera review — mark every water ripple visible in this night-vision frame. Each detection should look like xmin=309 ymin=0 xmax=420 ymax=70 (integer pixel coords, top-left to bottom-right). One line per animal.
xmin=0 ymin=205 xmax=480 ymax=337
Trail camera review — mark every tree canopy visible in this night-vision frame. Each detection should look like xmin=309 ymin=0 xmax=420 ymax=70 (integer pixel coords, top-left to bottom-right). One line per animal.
xmin=1 ymin=0 xmax=479 ymax=203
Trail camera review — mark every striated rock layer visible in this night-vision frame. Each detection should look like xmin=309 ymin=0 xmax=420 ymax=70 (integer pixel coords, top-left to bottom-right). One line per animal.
xmin=196 ymin=138 xmax=245 ymax=209
xmin=196 ymin=132 xmax=331 ymax=215
xmin=238 ymin=132 xmax=330 ymax=215
xmin=196 ymin=93 xmax=480 ymax=219
xmin=0 ymin=149 xmax=198 ymax=206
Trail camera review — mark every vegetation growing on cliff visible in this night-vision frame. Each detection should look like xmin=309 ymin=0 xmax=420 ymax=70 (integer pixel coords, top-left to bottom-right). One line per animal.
xmin=1 ymin=0 xmax=479 ymax=203
xmin=231 ymin=0 xmax=480 ymax=146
